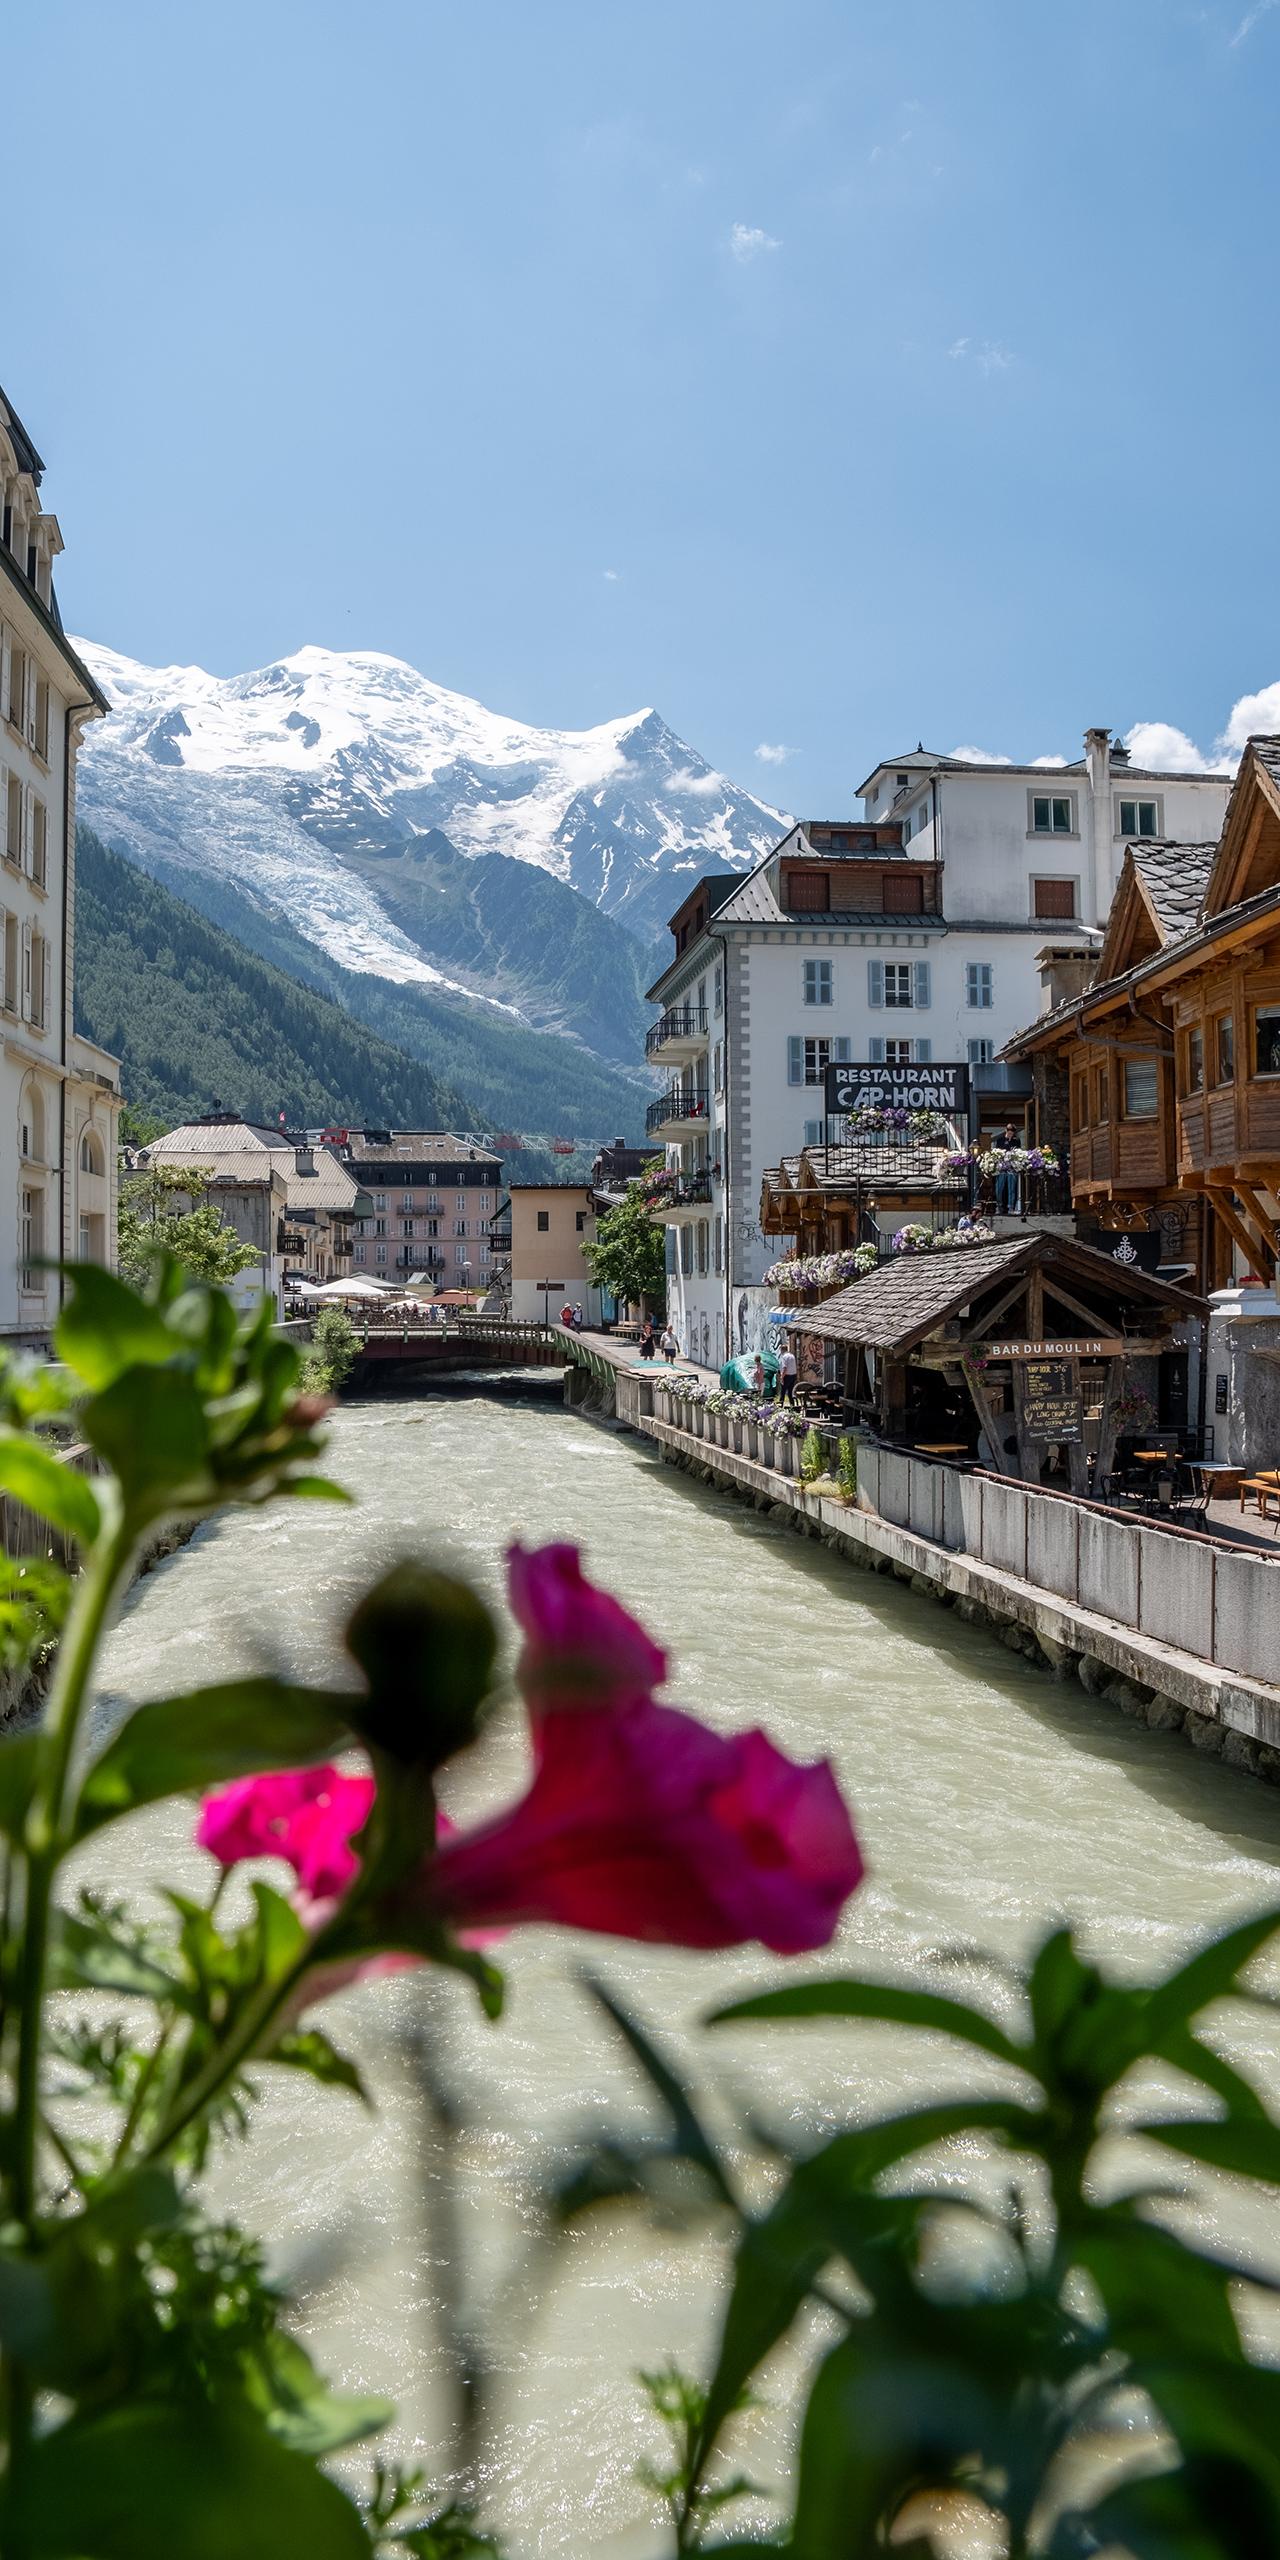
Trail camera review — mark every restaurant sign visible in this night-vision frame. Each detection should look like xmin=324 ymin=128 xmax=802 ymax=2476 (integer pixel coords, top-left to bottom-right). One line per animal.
xmin=1015 ymin=1356 xmax=1083 ymax=1445
xmin=824 ymin=1059 xmax=970 ymax=1117
xmin=986 ymin=1338 xmax=1121 ymax=1359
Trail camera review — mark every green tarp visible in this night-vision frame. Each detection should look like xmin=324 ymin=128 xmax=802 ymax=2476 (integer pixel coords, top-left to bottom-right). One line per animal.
xmin=720 ymin=1351 xmax=780 ymax=1392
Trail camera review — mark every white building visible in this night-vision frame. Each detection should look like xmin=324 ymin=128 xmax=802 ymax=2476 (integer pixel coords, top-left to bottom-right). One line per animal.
xmin=0 ymin=385 xmax=120 ymax=1343
xmin=141 ymin=1117 xmax=370 ymax=1311
xmin=646 ymin=731 xmax=1232 ymax=1371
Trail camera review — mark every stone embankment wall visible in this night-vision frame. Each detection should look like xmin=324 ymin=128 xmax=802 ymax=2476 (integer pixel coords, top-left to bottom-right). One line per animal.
xmin=609 ymin=1368 xmax=1280 ymax=1785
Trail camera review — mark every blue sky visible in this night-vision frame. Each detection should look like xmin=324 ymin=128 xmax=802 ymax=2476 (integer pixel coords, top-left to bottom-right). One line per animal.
xmin=12 ymin=0 xmax=1280 ymax=804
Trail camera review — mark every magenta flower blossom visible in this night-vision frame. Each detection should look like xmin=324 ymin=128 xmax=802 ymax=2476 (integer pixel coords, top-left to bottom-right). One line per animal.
xmin=507 ymin=1539 xmax=667 ymax=1720
xmin=196 ymin=1766 xmax=374 ymax=1904
xmin=195 ymin=1543 xmax=864 ymax=1969
xmin=430 ymin=1696 xmax=861 ymax=1953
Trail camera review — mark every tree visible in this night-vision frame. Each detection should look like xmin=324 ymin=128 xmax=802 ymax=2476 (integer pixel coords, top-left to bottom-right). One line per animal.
xmin=116 ymin=1161 xmax=262 ymax=1292
xmin=581 ymin=1175 xmax=667 ymax=1315
xmin=300 ymin=1304 xmax=358 ymax=1395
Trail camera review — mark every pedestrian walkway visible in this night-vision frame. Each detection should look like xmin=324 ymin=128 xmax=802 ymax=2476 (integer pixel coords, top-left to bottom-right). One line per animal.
xmin=570 ymin=1325 xmax=719 ymax=1386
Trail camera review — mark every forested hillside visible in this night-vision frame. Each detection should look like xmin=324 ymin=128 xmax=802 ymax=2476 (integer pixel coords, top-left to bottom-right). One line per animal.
xmin=74 ymin=828 xmax=472 ymax=1133
xmin=81 ymin=829 xmax=648 ymax=1142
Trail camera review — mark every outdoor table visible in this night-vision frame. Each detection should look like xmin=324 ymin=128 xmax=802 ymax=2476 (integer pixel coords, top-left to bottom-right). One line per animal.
xmin=913 ymin=1441 xmax=969 ymax=1456
xmin=1240 ymin=1474 xmax=1280 ymax=1518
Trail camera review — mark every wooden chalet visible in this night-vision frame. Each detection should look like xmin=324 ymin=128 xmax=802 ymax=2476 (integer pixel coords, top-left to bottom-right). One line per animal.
xmin=785 ymin=1231 xmax=1205 ymax=1490
xmin=1005 ymin=740 xmax=1280 ymax=1288
xmin=759 ymin=1133 xmax=968 ymax=1266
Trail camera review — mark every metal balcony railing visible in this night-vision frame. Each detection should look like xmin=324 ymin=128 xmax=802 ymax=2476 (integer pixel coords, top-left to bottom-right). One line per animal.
xmin=645 ymin=1004 xmax=708 ymax=1058
xmin=645 ymin=1086 xmax=711 ymax=1136
xmin=648 ymin=1170 xmax=713 ymax=1210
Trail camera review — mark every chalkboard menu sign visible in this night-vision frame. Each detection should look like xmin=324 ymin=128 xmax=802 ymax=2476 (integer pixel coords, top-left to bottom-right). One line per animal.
xmin=1016 ymin=1356 xmax=1083 ymax=1445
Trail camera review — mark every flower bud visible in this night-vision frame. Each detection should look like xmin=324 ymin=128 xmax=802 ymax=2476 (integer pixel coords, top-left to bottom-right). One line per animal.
xmin=344 ymin=1563 xmax=497 ymax=1767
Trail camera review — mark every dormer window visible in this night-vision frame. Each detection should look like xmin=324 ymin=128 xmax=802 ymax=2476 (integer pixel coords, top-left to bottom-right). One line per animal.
xmin=787 ymin=869 xmax=829 ymax=911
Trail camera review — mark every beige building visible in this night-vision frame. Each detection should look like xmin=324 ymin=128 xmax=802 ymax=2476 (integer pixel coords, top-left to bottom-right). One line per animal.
xmin=506 ymin=1182 xmax=599 ymax=1323
xmin=343 ymin=1131 xmax=500 ymax=1288
xmin=1 ymin=384 xmax=121 ymax=1343
xmin=140 ymin=1116 xmax=369 ymax=1308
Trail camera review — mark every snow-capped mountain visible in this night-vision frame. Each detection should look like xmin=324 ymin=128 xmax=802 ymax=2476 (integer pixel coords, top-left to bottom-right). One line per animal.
xmin=72 ymin=645 xmax=787 ymax=1025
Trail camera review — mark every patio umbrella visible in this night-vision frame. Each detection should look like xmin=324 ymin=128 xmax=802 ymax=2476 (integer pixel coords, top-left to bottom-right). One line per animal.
xmin=312 ymin=1277 xmax=391 ymax=1300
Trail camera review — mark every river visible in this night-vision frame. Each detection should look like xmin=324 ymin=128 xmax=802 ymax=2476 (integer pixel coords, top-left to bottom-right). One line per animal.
xmin=77 ymin=1383 xmax=1280 ymax=2555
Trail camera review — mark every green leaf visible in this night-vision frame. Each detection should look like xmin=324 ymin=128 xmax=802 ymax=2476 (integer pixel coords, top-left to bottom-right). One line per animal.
xmin=1072 ymin=2213 xmax=1246 ymax=2364
xmin=0 ymin=2248 xmax=53 ymax=2359
xmin=586 ymin=1975 xmax=734 ymax=2203
xmin=76 ymin=1679 xmax=359 ymax=1835
xmin=1137 ymin=2116 xmax=1280 ymax=2184
xmin=49 ymin=1907 xmax=191 ymax=2008
xmin=279 ymin=1474 xmax=352 ymax=1502
xmin=709 ymin=1975 xmax=1031 ymax=2073
xmin=1142 ymin=1906 xmax=1280 ymax=2037
xmin=267 ymin=2029 xmax=369 ymax=2106
xmin=250 ymin=2330 xmax=392 ymax=2456
xmin=81 ymin=1366 xmax=210 ymax=1512
xmin=54 ymin=1264 xmax=178 ymax=1391
xmin=0 ymin=1434 xmax=100 ymax=1547
xmin=1149 ymin=2023 xmax=1268 ymax=2121
xmin=789 ymin=2329 xmax=1005 ymax=2560
xmin=21 ymin=2399 xmax=375 ymax=2557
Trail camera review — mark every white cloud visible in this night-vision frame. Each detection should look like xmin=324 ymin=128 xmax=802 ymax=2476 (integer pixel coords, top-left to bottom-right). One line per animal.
xmin=949 ymin=337 xmax=1014 ymax=376
xmin=1217 ymin=681 xmax=1280 ymax=756
xmin=1230 ymin=0 xmax=1279 ymax=42
xmin=949 ymin=744 xmax=1013 ymax=765
xmin=1122 ymin=720 xmax=1216 ymax=774
xmin=602 ymin=568 xmax=620 ymax=582
xmin=665 ymin=767 xmax=724 ymax=798
xmin=1030 ymin=753 xmax=1069 ymax=767
xmin=754 ymin=741 xmax=793 ymax=765
xmin=729 ymin=221 xmax=780 ymax=262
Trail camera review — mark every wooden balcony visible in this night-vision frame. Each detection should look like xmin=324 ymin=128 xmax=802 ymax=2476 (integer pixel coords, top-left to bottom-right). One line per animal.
xmin=1070 ymin=1120 xmax=1171 ymax=1194
xmin=1178 ymin=1080 xmax=1280 ymax=1177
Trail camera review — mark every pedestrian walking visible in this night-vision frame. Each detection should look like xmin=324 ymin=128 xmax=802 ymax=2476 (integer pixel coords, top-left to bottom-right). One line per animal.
xmin=778 ymin=1344 xmax=798 ymax=1404
xmin=639 ymin=1320 xmax=657 ymax=1360
xmin=660 ymin=1324 xmax=679 ymax=1364
xmin=751 ymin=1354 xmax=767 ymax=1396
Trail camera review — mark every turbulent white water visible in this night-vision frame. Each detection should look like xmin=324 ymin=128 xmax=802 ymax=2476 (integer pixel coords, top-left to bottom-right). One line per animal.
xmin=77 ymin=1390 xmax=1280 ymax=2555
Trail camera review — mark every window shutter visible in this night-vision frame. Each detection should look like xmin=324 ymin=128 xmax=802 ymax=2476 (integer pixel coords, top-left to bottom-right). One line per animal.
xmin=914 ymin=1037 xmax=932 ymax=1062
xmin=913 ymin=960 xmax=931 ymax=1008
xmin=803 ymin=1118 xmax=823 ymax=1146
xmin=867 ymin=960 xmax=884 ymax=1008
xmin=20 ymin=920 xmax=31 ymax=1020
xmin=22 ymin=784 xmax=32 ymax=873
xmin=0 ymin=636 xmax=9 ymax=725
xmin=787 ymin=1036 xmax=803 ymax=1085
xmin=834 ymin=1035 xmax=852 ymax=1062
xmin=41 ymin=939 xmax=50 ymax=1032
xmin=868 ymin=1036 xmax=885 ymax=1064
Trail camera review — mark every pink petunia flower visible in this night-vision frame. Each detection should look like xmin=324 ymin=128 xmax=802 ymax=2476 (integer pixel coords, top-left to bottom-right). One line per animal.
xmin=506 ymin=1541 xmax=667 ymax=1722
xmin=196 ymin=1765 xmax=374 ymax=1904
xmin=428 ymin=1695 xmax=861 ymax=1955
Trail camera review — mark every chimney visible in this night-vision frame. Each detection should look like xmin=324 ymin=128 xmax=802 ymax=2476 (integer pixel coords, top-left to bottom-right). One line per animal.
xmin=1083 ymin=728 xmax=1114 ymax=930
xmin=1038 ymin=938 xmax=1098 ymax=1013
xmin=294 ymin=1145 xmax=315 ymax=1175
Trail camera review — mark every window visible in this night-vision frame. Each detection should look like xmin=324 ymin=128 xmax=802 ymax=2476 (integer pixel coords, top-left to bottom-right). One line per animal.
xmin=536 ymin=1208 xmax=549 ymax=1232
xmin=402 ymin=1192 xmax=415 ymax=1210
xmin=1255 ymin=1006 xmax=1280 ymax=1077
xmin=714 ymin=1215 xmax=723 ymax=1274
xmin=78 ymin=1213 xmax=104 ymax=1265
xmin=696 ymin=1221 xmax=708 ymax=1275
xmin=34 ymin=677 xmax=49 ymax=762
xmin=20 ymin=1187 xmax=42 ymax=1290
xmin=6 ymin=645 xmax=27 ymax=732
xmin=1119 ymin=798 xmax=1160 ymax=839
xmin=479 ymin=1192 xmax=492 ymax=1211
xmin=1097 ymin=1067 xmax=1110 ymax=1119
xmin=1216 ymin=1015 xmax=1235 ymax=1085
xmin=966 ymin=962 xmax=994 ymax=1009
xmin=455 ymin=1243 xmax=467 ymax=1265
xmin=78 ymin=1129 xmax=102 ymax=1176
xmin=354 ymin=1243 xmax=366 ymax=1264
xmin=456 ymin=1172 xmax=467 ymax=1187
xmin=968 ymin=1037 xmax=994 ymax=1065
xmin=895 ymin=771 xmax=909 ymax=788
xmin=1031 ymin=794 xmax=1074 ymax=835
xmin=401 ymin=1218 xmax=414 ymax=1235
xmin=453 ymin=1217 xmax=467 ymax=1236
xmin=374 ymin=1193 xmax=387 ymax=1211
xmin=575 ymin=1210 xmax=587 ymax=1232
xmin=30 ymin=800 xmax=46 ymax=891
xmin=883 ymin=963 xmax=912 ymax=1007
xmin=788 ymin=869 xmax=830 ymax=911
xmin=713 ymin=1040 xmax=724 ymax=1093
xmin=883 ymin=871 xmax=924 ymax=912
xmin=425 ymin=1193 xmax=440 ymax=1213
xmin=29 ymin=931 xmax=48 ymax=1030
xmin=1033 ymin=876 xmax=1076 ymax=920
xmin=713 ymin=965 xmax=723 ymax=1015
xmin=426 ymin=1217 xmax=439 ymax=1237
xmin=5 ymin=774 xmax=21 ymax=866
xmin=1186 ymin=1026 xmax=1204 ymax=1093
xmin=376 ymin=1244 xmax=387 ymax=1264
xmin=3 ymin=912 xmax=15 ymax=1013
xmin=374 ymin=1218 xmax=386 ymax=1236
xmin=1122 ymin=1059 xmax=1159 ymax=1118
xmin=803 ymin=958 xmax=833 ymax=1006
xmin=884 ymin=1040 xmax=912 ymax=1066
xmin=802 ymin=1036 xmax=830 ymax=1084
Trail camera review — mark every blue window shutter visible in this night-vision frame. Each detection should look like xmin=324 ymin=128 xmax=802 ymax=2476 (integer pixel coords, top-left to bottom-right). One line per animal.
xmin=868 ymin=1036 xmax=885 ymax=1063
xmin=913 ymin=961 xmax=931 ymax=1008
xmin=867 ymin=960 xmax=884 ymax=1008
xmin=834 ymin=1035 xmax=852 ymax=1061
xmin=787 ymin=1036 xmax=803 ymax=1085
xmin=914 ymin=1037 xmax=932 ymax=1062
xmin=803 ymin=1118 xmax=823 ymax=1146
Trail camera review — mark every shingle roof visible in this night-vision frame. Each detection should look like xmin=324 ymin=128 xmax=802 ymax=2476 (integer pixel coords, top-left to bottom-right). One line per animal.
xmin=1130 ymin=841 xmax=1215 ymax=939
xmin=785 ymin=1233 xmax=1204 ymax=1353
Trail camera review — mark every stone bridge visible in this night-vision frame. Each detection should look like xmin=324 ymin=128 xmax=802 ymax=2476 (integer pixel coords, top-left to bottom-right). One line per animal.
xmin=346 ymin=1316 xmax=625 ymax=1410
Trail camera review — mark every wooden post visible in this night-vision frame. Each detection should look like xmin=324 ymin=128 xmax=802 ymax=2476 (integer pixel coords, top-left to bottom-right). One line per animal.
xmin=963 ymin=1357 xmax=1012 ymax=1473
xmin=882 ymin=1358 xmax=908 ymax=1445
xmin=1011 ymin=1365 xmax=1042 ymax=1487
xmin=1095 ymin=1357 xmax=1123 ymax=1493
xmin=1025 ymin=1264 xmax=1044 ymax=1344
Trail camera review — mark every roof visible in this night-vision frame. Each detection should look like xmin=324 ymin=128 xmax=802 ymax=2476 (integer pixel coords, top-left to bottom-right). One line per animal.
xmin=343 ymin=1130 xmax=500 ymax=1163
xmin=143 ymin=1122 xmax=362 ymax=1213
xmin=855 ymin=746 xmax=1234 ymax=797
xmin=765 ymin=1137 xmax=967 ymax=1197
xmin=0 ymin=387 xmax=44 ymax=482
xmin=1129 ymin=840 xmax=1216 ymax=939
xmin=785 ymin=1232 xmax=1205 ymax=1354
